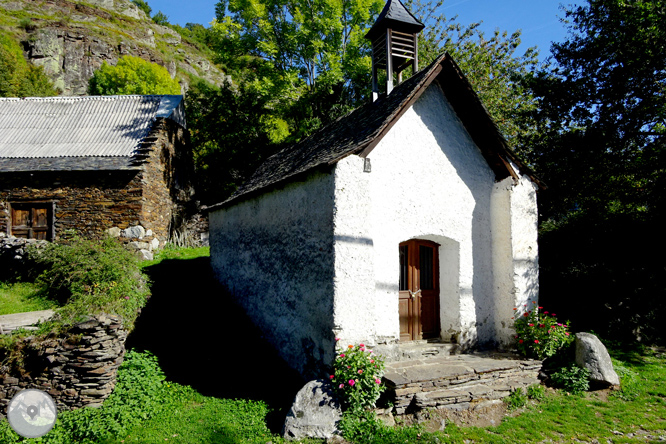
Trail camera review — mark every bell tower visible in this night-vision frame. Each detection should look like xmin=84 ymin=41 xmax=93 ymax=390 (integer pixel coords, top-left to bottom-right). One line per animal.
xmin=365 ymin=0 xmax=425 ymax=100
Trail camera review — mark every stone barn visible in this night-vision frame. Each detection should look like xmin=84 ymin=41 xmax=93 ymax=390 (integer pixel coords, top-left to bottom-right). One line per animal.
xmin=0 ymin=95 xmax=194 ymax=248
xmin=208 ymin=0 xmax=542 ymax=377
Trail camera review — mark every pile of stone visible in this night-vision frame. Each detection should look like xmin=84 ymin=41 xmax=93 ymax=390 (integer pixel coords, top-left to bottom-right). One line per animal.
xmin=0 ymin=314 xmax=127 ymax=415
xmin=106 ymin=225 xmax=160 ymax=260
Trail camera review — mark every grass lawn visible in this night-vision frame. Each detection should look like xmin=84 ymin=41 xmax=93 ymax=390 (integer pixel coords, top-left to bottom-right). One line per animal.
xmin=0 ymin=281 xmax=55 ymax=315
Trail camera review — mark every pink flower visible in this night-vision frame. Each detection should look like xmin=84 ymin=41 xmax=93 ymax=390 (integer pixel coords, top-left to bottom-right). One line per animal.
xmin=534 ymin=339 xmax=539 ymax=343
xmin=552 ymin=313 xmax=556 ymax=316
xmin=529 ymin=323 xmax=534 ymax=327
xmin=370 ymin=359 xmax=375 ymax=363
xmin=347 ymin=366 xmax=351 ymax=369
xmin=339 ymin=384 xmax=344 ymax=389
xmin=565 ymin=332 xmax=570 ymax=336
xmin=544 ymin=311 xmax=549 ymax=314
xmin=124 ymin=296 xmax=130 ymax=300
xmin=358 ymin=369 xmax=363 ymax=374
xmin=515 ymin=335 xmax=518 ymax=339
xmin=375 ymin=378 xmax=381 ymax=384
xmin=348 ymin=380 xmax=355 ymax=386
xmin=340 ymin=354 xmax=345 ymax=358
xmin=329 ymin=375 xmax=334 ymax=379
xmin=335 ymin=337 xmax=340 ymax=341
xmin=359 ymin=343 xmax=365 ymax=347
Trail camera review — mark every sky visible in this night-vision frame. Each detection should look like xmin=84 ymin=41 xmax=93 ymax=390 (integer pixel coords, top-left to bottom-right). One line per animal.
xmin=148 ymin=0 xmax=584 ymax=62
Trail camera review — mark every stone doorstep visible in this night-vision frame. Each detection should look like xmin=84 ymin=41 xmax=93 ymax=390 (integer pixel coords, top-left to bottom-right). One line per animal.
xmin=385 ymin=353 xmax=542 ymax=414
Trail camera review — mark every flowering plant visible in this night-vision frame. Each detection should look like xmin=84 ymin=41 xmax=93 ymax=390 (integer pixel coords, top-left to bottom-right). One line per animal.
xmin=513 ymin=302 xmax=573 ymax=360
xmin=330 ymin=342 xmax=385 ymax=414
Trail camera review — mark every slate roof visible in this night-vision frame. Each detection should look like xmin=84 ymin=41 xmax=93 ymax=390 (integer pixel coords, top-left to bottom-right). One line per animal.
xmin=210 ymin=53 xmax=542 ymax=211
xmin=365 ymin=0 xmax=425 ymax=40
xmin=0 ymin=95 xmax=185 ymax=172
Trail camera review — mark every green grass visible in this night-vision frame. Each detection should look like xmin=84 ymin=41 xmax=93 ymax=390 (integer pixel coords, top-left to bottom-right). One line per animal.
xmin=141 ymin=245 xmax=210 ymax=267
xmin=0 ymin=281 xmax=55 ymax=315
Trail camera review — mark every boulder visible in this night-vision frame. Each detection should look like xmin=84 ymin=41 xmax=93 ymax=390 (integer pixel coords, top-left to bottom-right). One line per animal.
xmin=575 ymin=332 xmax=620 ymax=388
xmin=283 ymin=379 xmax=342 ymax=440
xmin=122 ymin=226 xmax=145 ymax=239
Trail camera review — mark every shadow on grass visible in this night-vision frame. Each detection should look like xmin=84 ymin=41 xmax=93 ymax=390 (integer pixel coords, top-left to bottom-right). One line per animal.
xmin=126 ymin=256 xmax=305 ymax=433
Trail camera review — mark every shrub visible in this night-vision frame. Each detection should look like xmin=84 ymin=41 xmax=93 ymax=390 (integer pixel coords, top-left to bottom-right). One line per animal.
xmin=513 ymin=302 xmax=573 ymax=359
xmin=30 ymin=235 xmax=150 ymax=329
xmin=152 ymin=11 xmax=169 ymax=26
xmin=527 ymin=383 xmax=546 ymax=401
xmin=505 ymin=387 xmax=528 ymax=410
xmin=331 ymin=343 xmax=386 ymax=414
xmin=88 ymin=55 xmax=180 ymax=95
xmin=550 ymin=363 xmax=590 ymax=394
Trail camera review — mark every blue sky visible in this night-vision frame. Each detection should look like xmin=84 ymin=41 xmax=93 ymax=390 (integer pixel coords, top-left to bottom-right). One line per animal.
xmin=148 ymin=0 xmax=584 ymax=61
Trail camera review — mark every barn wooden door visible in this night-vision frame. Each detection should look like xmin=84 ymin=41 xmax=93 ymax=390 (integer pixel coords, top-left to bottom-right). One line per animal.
xmin=399 ymin=240 xmax=440 ymax=341
xmin=11 ymin=203 xmax=52 ymax=240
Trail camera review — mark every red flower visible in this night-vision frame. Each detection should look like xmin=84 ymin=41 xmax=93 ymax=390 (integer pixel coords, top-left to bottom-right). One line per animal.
xmin=329 ymin=375 xmax=334 ymax=379
xmin=359 ymin=343 xmax=365 ymax=347
xmin=519 ymin=339 xmax=524 ymax=344
xmin=348 ymin=345 xmax=353 ymax=349
xmin=523 ymin=313 xmax=529 ymax=317
xmin=529 ymin=323 xmax=534 ymax=327
xmin=513 ymin=307 xmax=517 ymax=311
xmin=538 ymin=306 xmax=543 ymax=309
xmin=552 ymin=313 xmax=557 ymax=316
xmin=534 ymin=339 xmax=539 ymax=343
xmin=544 ymin=311 xmax=549 ymax=314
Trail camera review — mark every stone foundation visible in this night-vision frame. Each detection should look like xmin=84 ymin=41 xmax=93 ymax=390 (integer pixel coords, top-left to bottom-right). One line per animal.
xmin=0 ymin=314 xmax=127 ymax=415
xmin=384 ymin=352 xmax=542 ymax=415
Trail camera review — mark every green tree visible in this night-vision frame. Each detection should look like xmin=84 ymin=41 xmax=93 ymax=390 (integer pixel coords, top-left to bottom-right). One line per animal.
xmin=152 ymin=11 xmax=170 ymax=26
xmin=0 ymin=31 xmax=57 ymax=97
xmin=186 ymin=78 xmax=285 ymax=204
xmin=407 ymin=0 xmax=539 ymax=144
xmin=88 ymin=56 xmax=180 ymax=95
xmin=211 ymin=0 xmax=385 ymax=139
xmin=518 ymin=0 xmax=666 ymax=343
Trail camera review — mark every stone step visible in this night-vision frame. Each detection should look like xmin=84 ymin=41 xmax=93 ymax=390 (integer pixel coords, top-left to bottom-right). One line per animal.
xmin=382 ymin=352 xmax=542 ymax=414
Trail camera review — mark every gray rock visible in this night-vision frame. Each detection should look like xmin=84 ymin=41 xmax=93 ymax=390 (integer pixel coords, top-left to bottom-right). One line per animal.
xmin=575 ymin=332 xmax=620 ymax=388
xmin=128 ymin=241 xmax=151 ymax=251
xmin=122 ymin=226 xmax=145 ymax=239
xmin=136 ymin=249 xmax=153 ymax=261
xmin=150 ymin=238 xmax=160 ymax=251
xmin=283 ymin=379 xmax=342 ymax=440
xmin=106 ymin=227 xmax=121 ymax=237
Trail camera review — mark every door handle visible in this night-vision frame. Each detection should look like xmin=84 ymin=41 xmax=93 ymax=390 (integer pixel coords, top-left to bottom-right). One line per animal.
xmin=409 ymin=289 xmax=422 ymax=299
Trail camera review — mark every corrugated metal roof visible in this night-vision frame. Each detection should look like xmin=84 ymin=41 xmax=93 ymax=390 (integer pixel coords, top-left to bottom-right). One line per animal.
xmin=0 ymin=95 xmax=184 ymax=159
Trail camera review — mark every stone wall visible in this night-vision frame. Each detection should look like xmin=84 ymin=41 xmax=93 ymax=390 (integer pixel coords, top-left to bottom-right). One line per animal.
xmin=0 ymin=314 xmax=127 ymax=415
xmin=139 ymin=118 xmax=195 ymax=243
xmin=0 ymin=169 xmax=143 ymax=240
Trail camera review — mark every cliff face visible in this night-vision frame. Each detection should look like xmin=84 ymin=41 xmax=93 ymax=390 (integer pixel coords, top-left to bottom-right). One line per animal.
xmin=1 ymin=0 xmax=225 ymax=95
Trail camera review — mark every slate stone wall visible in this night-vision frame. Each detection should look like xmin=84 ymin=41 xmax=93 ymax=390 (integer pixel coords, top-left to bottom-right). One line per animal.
xmin=0 ymin=169 xmax=143 ymax=240
xmin=0 ymin=314 xmax=127 ymax=416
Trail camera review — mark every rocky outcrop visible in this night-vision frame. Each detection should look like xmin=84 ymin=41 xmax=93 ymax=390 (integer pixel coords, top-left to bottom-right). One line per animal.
xmin=2 ymin=0 xmax=227 ymax=95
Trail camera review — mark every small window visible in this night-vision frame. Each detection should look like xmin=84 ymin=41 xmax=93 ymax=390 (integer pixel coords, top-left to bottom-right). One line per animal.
xmin=11 ymin=202 xmax=54 ymax=240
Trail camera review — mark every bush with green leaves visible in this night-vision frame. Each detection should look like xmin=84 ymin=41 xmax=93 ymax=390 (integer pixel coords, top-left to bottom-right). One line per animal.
xmin=331 ymin=343 xmax=386 ymax=414
xmin=550 ymin=364 xmax=590 ymax=394
xmin=1 ymin=31 xmax=57 ymax=98
xmin=152 ymin=11 xmax=169 ymax=26
xmin=88 ymin=55 xmax=180 ymax=95
xmin=527 ymin=383 xmax=546 ymax=401
xmin=505 ymin=387 xmax=529 ymax=410
xmin=30 ymin=235 xmax=150 ymax=329
xmin=514 ymin=302 xmax=573 ymax=359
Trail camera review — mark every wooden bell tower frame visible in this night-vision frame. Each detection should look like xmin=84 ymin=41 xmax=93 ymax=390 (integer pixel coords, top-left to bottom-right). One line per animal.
xmin=365 ymin=0 xmax=425 ymax=99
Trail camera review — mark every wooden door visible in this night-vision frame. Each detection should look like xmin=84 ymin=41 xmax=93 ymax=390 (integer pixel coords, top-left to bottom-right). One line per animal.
xmin=399 ymin=240 xmax=440 ymax=341
xmin=11 ymin=204 xmax=52 ymax=240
